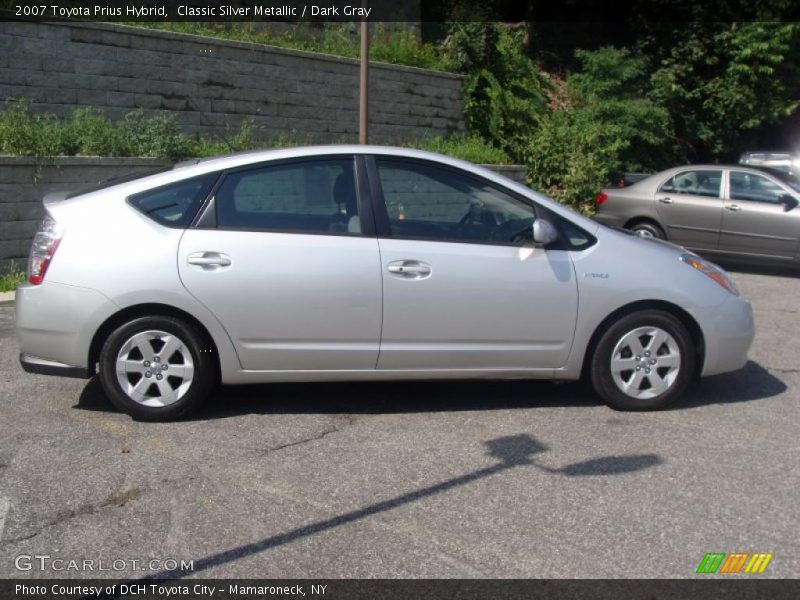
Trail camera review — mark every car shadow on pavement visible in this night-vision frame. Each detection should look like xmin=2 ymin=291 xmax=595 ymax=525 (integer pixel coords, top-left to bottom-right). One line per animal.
xmin=715 ymin=259 xmax=800 ymax=279
xmin=75 ymin=360 xmax=785 ymax=420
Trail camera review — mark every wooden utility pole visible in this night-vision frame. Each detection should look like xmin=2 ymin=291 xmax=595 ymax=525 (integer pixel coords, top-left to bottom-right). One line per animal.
xmin=359 ymin=8 xmax=369 ymax=144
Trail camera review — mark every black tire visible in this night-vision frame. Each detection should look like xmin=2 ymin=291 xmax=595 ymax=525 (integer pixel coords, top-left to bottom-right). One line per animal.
xmin=99 ymin=315 xmax=215 ymax=421
xmin=629 ymin=221 xmax=666 ymax=240
xmin=590 ymin=310 xmax=695 ymax=411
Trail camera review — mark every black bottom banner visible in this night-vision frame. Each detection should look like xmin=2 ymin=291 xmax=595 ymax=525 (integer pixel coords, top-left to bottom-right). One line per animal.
xmin=2 ymin=579 xmax=800 ymax=600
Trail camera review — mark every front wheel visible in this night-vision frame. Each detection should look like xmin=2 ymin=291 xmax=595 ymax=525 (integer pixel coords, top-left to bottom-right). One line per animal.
xmin=590 ymin=310 xmax=696 ymax=411
xmin=99 ymin=316 xmax=215 ymax=421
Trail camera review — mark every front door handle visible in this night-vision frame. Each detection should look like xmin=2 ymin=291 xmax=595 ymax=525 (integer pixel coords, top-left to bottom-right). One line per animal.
xmin=387 ymin=260 xmax=431 ymax=278
xmin=187 ymin=251 xmax=231 ymax=269
xmin=658 ymin=197 xmax=673 ymax=204
xmin=725 ymin=204 xmax=742 ymax=212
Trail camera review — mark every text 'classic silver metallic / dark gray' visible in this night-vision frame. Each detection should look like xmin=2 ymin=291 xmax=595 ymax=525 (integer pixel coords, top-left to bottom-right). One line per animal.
xmin=16 ymin=147 xmax=754 ymax=420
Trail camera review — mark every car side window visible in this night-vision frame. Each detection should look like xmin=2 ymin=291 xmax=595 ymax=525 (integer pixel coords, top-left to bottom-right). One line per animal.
xmin=128 ymin=172 xmax=218 ymax=228
xmin=730 ymin=171 xmax=787 ymax=204
xmin=215 ymin=158 xmax=361 ymax=235
xmin=658 ymin=170 xmax=722 ymax=198
xmin=375 ymin=159 xmax=535 ymax=245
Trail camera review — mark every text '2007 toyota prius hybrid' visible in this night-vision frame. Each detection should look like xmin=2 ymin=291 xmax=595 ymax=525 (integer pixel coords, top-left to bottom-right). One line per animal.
xmin=16 ymin=146 xmax=754 ymax=420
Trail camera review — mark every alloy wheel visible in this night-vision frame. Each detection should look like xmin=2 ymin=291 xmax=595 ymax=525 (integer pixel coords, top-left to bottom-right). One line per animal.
xmin=115 ymin=329 xmax=195 ymax=407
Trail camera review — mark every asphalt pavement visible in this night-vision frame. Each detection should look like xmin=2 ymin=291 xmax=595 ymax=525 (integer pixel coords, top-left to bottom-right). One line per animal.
xmin=0 ymin=268 xmax=798 ymax=579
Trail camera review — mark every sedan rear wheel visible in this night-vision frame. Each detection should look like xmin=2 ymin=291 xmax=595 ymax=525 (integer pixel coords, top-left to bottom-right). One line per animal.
xmin=99 ymin=316 xmax=215 ymax=420
xmin=630 ymin=221 xmax=665 ymax=239
xmin=590 ymin=310 xmax=695 ymax=410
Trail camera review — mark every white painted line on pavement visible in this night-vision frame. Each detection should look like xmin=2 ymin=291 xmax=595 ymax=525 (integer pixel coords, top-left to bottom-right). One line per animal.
xmin=0 ymin=498 xmax=9 ymax=541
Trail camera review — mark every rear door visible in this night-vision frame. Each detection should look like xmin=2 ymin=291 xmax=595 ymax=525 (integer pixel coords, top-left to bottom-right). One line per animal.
xmin=654 ymin=169 xmax=724 ymax=251
xmin=369 ymin=156 xmax=580 ymax=371
xmin=718 ymin=169 xmax=800 ymax=260
xmin=178 ymin=156 xmax=382 ymax=371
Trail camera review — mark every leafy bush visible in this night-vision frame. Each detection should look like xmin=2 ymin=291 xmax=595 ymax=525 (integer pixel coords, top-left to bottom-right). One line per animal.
xmin=406 ymin=135 xmax=510 ymax=164
xmin=0 ymin=262 xmax=25 ymax=292
xmin=447 ymin=23 xmax=551 ymax=161
xmin=525 ymin=48 xmax=674 ymax=213
xmin=0 ymin=101 xmax=510 ymax=167
xmin=0 ymin=100 xmax=64 ymax=158
xmin=0 ymin=100 xmax=193 ymax=160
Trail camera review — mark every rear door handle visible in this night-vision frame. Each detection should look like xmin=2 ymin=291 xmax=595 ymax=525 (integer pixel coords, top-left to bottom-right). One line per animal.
xmin=387 ymin=260 xmax=431 ymax=278
xmin=658 ymin=197 xmax=673 ymax=204
xmin=187 ymin=251 xmax=231 ymax=269
xmin=725 ymin=204 xmax=742 ymax=212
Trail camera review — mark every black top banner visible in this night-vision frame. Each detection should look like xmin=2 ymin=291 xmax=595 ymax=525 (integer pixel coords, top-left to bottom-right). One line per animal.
xmin=1 ymin=0 xmax=799 ymax=22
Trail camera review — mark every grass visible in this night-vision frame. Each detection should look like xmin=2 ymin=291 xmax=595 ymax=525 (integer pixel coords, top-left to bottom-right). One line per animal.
xmin=0 ymin=263 xmax=25 ymax=292
xmin=125 ymin=22 xmax=456 ymax=72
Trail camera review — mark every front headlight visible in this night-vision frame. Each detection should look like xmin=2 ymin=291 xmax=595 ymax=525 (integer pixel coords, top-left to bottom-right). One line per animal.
xmin=679 ymin=253 xmax=739 ymax=295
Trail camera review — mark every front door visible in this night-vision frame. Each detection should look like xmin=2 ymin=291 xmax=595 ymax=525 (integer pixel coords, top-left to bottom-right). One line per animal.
xmin=718 ymin=170 xmax=800 ymax=261
xmin=370 ymin=157 xmax=579 ymax=371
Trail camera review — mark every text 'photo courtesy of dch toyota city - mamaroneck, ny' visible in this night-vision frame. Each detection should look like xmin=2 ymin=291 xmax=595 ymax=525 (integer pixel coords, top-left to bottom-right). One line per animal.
xmin=0 ymin=0 xmax=799 ymax=599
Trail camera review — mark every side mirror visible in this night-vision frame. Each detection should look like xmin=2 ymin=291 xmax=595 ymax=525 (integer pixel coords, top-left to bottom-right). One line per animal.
xmin=532 ymin=218 xmax=558 ymax=247
xmin=780 ymin=194 xmax=799 ymax=212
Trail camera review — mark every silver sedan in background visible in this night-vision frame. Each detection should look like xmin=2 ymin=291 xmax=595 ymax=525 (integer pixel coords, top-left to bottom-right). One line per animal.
xmin=594 ymin=165 xmax=800 ymax=265
xmin=16 ymin=147 xmax=754 ymax=420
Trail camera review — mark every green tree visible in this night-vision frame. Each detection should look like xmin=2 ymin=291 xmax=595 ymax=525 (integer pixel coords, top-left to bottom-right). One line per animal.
xmin=448 ymin=23 xmax=551 ymax=161
xmin=647 ymin=21 xmax=800 ymax=161
xmin=526 ymin=47 xmax=673 ymax=213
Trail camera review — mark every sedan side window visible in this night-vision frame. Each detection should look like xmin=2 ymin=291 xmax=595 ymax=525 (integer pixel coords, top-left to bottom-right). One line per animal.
xmin=730 ymin=172 xmax=787 ymax=204
xmin=375 ymin=159 xmax=535 ymax=245
xmin=216 ymin=158 xmax=361 ymax=235
xmin=658 ymin=170 xmax=722 ymax=198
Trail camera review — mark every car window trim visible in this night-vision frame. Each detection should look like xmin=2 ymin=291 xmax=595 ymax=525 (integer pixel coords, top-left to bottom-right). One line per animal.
xmin=725 ymin=168 xmax=795 ymax=205
xmin=365 ymin=154 xmax=596 ymax=251
xmin=365 ymin=155 xmax=543 ymax=247
xmin=656 ymin=168 xmax=724 ymax=198
xmin=193 ymin=154 xmax=376 ymax=237
xmin=126 ymin=171 xmax=221 ymax=229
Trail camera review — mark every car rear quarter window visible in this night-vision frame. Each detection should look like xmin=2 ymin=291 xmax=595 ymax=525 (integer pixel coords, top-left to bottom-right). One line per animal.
xmin=214 ymin=158 xmax=361 ymax=235
xmin=128 ymin=173 xmax=218 ymax=228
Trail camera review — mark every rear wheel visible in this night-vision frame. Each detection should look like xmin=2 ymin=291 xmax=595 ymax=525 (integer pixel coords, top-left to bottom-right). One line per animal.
xmin=590 ymin=310 xmax=695 ymax=411
xmin=629 ymin=221 xmax=665 ymax=239
xmin=99 ymin=316 xmax=215 ymax=421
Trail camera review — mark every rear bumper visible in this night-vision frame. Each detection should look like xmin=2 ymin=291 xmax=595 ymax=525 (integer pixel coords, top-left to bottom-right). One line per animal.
xmin=20 ymin=353 xmax=90 ymax=378
xmin=15 ymin=281 xmax=118 ymax=374
xmin=592 ymin=214 xmax=626 ymax=229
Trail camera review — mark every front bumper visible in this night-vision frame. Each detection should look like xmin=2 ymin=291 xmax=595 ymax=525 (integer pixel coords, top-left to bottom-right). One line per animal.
xmin=20 ymin=353 xmax=90 ymax=378
xmin=694 ymin=294 xmax=755 ymax=377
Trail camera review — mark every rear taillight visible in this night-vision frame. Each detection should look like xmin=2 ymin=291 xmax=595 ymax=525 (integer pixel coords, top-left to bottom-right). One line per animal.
xmin=595 ymin=192 xmax=609 ymax=206
xmin=27 ymin=214 xmax=62 ymax=285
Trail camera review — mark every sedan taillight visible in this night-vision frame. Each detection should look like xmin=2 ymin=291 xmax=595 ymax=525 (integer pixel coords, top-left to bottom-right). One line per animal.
xmin=596 ymin=192 xmax=609 ymax=206
xmin=27 ymin=214 xmax=62 ymax=285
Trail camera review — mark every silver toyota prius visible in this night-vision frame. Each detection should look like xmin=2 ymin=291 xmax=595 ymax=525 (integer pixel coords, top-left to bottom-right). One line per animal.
xmin=16 ymin=146 xmax=754 ymax=420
